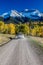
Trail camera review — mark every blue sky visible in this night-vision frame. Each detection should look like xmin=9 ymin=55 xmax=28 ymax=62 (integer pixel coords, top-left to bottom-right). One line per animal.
xmin=0 ymin=0 xmax=43 ymax=14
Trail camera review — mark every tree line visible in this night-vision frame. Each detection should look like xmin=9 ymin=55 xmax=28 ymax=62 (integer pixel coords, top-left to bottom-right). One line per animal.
xmin=0 ymin=21 xmax=43 ymax=37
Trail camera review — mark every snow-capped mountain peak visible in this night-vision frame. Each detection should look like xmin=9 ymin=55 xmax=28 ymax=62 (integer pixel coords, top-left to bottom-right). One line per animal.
xmin=10 ymin=10 xmax=21 ymax=17
xmin=1 ymin=13 xmax=8 ymax=17
xmin=25 ymin=9 xmax=29 ymax=12
xmin=0 ymin=9 xmax=43 ymax=21
xmin=33 ymin=10 xmax=40 ymax=14
xmin=32 ymin=9 xmax=42 ymax=17
xmin=1 ymin=10 xmax=23 ymax=18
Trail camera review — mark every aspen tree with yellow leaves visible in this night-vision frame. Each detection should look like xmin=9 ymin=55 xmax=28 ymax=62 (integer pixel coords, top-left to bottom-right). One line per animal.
xmin=0 ymin=21 xmax=5 ymax=33
xmin=8 ymin=23 xmax=16 ymax=34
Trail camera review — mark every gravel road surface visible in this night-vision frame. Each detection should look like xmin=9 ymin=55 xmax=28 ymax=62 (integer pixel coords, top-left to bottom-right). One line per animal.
xmin=0 ymin=37 xmax=43 ymax=65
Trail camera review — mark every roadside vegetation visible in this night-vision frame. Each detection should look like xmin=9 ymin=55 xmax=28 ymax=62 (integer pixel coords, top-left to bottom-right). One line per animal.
xmin=29 ymin=36 xmax=43 ymax=47
xmin=0 ymin=36 xmax=10 ymax=46
xmin=0 ymin=21 xmax=43 ymax=46
xmin=0 ymin=21 xmax=43 ymax=37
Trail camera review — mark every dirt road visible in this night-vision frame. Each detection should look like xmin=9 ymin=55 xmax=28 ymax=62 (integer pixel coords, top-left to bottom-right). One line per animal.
xmin=0 ymin=37 xmax=43 ymax=65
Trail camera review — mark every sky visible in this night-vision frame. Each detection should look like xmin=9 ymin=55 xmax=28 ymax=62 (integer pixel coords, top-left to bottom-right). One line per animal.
xmin=0 ymin=0 xmax=43 ymax=14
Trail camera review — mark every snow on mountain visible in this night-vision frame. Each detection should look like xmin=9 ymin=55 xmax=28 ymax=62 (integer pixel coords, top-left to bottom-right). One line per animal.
xmin=21 ymin=9 xmax=43 ymax=20
xmin=31 ymin=9 xmax=42 ymax=17
xmin=1 ymin=12 xmax=10 ymax=19
xmin=2 ymin=13 xmax=8 ymax=17
xmin=0 ymin=9 xmax=43 ymax=21
xmin=25 ymin=9 xmax=29 ymax=12
xmin=1 ymin=10 xmax=24 ymax=19
xmin=10 ymin=10 xmax=22 ymax=17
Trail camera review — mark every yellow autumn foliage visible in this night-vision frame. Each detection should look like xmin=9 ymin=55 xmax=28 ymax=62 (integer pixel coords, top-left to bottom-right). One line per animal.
xmin=8 ymin=23 xmax=16 ymax=34
xmin=4 ymin=24 xmax=9 ymax=33
xmin=31 ymin=25 xmax=43 ymax=37
xmin=19 ymin=23 xmax=30 ymax=35
xmin=0 ymin=21 xmax=43 ymax=37
xmin=0 ymin=21 xmax=5 ymax=33
xmin=23 ymin=24 xmax=30 ymax=35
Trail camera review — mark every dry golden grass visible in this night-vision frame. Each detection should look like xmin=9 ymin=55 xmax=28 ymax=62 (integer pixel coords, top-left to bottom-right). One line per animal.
xmin=30 ymin=36 xmax=43 ymax=43
xmin=30 ymin=36 xmax=43 ymax=47
xmin=0 ymin=34 xmax=15 ymax=46
xmin=0 ymin=36 xmax=10 ymax=46
xmin=0 ymin=34 xmax=15 ymax=38
xmin=0 ymin=33 xmax=15 ymax=46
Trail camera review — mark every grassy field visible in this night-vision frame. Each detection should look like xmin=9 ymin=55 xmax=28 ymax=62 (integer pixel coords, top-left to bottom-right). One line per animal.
xmin=0 ymin=36 xmax=10 ymax=46
xmin=0 ymin=34 xmax=15 ymax=46
xmin=0 ymin=34 xmax=15 ymax=38
xmin=29 ymin=36 xmax=43 ymax=47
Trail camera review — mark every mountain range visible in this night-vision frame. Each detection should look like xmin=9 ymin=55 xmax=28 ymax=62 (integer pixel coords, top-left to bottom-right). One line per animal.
xmin=0 ymin=9 xmax=43 ymax=23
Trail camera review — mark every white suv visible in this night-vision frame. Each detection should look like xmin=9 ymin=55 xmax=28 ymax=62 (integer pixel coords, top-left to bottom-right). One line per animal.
xmin=17 ymin=34 xmax=24 ymax=39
